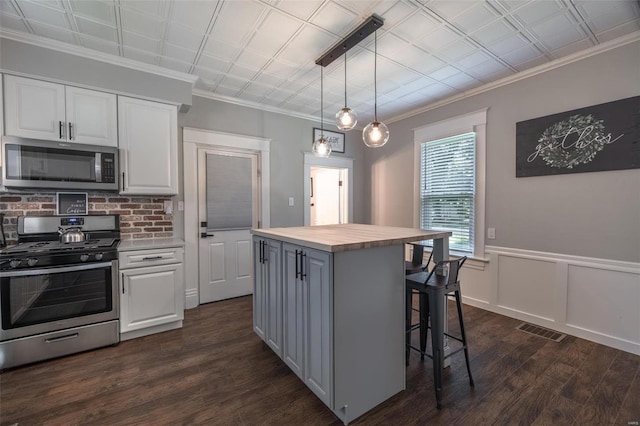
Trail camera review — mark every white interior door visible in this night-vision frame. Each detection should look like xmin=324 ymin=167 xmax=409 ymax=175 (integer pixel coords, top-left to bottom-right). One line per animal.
xmin=198 ymin=149 xmax=259 ymax=303
xmin=310 ymin=166 xmax=348 ymax=226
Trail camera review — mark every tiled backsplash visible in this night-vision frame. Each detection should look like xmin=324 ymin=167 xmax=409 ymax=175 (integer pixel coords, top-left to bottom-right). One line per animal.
xmin=0 ymin=193 xmax=173 ymax=244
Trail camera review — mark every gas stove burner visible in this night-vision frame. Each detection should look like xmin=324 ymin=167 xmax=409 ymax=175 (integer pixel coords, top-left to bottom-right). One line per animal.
xmin=1 ymin=215 xmax=121 ymax=271
xmin=1 ymin=238 xmax=118 ymax=255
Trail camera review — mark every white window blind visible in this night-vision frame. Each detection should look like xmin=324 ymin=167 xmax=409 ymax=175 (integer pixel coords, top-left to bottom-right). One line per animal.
xmin=420 ymin=132 xmax=476 ymax=252
xmin=205 ymin=153 xmax=253 ymax=230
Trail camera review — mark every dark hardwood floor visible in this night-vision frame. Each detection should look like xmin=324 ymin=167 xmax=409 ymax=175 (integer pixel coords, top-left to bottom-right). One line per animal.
xmin=1 ymin=296 xmax=638 ymax=425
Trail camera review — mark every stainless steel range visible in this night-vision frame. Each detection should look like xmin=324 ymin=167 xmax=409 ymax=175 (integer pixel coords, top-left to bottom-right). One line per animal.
xmin=0 ymin=215 xmax=120 ymax=370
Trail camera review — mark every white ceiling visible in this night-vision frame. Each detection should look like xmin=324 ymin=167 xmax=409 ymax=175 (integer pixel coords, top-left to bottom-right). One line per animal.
xmin=1 ymin=0 xmax=639 ymax=125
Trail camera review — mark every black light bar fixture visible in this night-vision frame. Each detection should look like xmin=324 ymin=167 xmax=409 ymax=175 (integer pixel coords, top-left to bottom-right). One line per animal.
xmin=315 ymin=14 xmax=384 ymax=67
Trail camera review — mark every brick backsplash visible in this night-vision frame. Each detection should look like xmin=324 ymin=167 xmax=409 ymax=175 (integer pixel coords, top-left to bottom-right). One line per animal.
xmin=0 ymin=192 xmax=173 ymax=244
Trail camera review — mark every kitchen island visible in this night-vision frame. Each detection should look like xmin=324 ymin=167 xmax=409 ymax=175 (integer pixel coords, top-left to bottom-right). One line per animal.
xmin=251 ymin=224 xmax=451 ymax=424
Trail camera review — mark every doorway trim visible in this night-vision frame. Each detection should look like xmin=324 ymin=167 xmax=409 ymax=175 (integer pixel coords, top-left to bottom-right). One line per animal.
xmin=183 ymin=127 xmax=271 ymax=309
xmin=303 ymin=152 xmax=354 ymax=226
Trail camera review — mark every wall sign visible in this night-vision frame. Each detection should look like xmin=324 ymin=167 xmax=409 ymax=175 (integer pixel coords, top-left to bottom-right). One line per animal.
xmin=57 ymin=192 xmax=88 ymax=215
xmin=515 ymin=96 xmax=640 ymax=177
xmin=313 ymin=128 xmax=345 ymax=153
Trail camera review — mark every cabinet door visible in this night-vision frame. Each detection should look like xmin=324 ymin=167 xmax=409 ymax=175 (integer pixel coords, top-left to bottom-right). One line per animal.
xmin=4 ymin=75 xmax=66 ymax=140
xmin=65 ymin=86 xmax=117 ymax=146
xmin=282 ymin=243 xmax=304 ymax=379
xmin=120 ymin=263 xmax=184 ymax=333
xmin=265 ymin=239 xmax=282 ymax=355
xmin=118 ymin=96 xmax=178 ymax=195
xmin=303 ymin=248 xmax=333 ymax=406
xmin=253 ymin=238 xmax=266 ymax=340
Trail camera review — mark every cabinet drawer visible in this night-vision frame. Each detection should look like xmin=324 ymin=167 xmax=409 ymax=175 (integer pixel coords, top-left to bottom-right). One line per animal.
xmin=119 ymin=247 xmax=183 ymax=269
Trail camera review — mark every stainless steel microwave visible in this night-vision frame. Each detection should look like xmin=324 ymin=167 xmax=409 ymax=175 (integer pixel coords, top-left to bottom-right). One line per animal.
xmin=1 ymin=136 xmax=119 ymax=191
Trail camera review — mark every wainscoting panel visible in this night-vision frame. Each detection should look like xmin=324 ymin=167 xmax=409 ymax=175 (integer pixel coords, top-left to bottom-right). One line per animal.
xmin=566 ymin=265 xmax=640 ymax=343
xmin=461 ymin=246 xmax=640 ymax=355
xmin=497 ymin=255 xmax=557 ymax=321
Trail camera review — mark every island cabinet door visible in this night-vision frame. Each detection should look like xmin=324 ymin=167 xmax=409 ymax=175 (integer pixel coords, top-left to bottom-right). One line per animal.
xmin=252 ymin=237 xmax=267 ymax=341
xmin=302 ymin=248 xmax=333 ymax=408
xmin=265 ymin=239 xmax=283 ymax=354
xmin=282 ymin=243 xmax=305 ymax=379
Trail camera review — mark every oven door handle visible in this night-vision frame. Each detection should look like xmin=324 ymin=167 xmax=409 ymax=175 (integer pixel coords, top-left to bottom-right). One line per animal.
xmin=1 ymin=261 xmax=114 ymax=277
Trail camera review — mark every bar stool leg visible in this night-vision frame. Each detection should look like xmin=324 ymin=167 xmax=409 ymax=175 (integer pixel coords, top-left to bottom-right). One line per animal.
xmin=429 ymin=289 xmax=445 ymax=409
xmin=455 ymin=290 xmax=474 ymax=387
xmin=419 ymin=293 xmax=428 ymax=360
xmin=406 ymin=288 xmax=412 ymax=366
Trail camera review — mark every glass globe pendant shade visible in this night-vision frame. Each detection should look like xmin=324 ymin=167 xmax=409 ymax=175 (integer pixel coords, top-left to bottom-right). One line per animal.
xmin=312 ymin=136 xmax=332 ymax=158
xmin=336 ymin=107 xmax=358 ymax=130
xmin=362 ymin=121 xmax=389 ymax=148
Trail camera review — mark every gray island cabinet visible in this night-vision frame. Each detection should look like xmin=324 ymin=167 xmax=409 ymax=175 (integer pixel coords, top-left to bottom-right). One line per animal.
xmin=251 ymin=224 xmax=451 ymax=424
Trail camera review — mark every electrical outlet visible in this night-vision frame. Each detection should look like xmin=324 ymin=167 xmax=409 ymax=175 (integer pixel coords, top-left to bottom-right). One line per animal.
xmin=288 ymin=197 xmax=294 ymax=206
xmin=177 ymin=201 xmax=184 ymax=211
xmin=487 ymin=227 xmax=496 ymax=239
xmin=163 ymin=200 xmax=173 ymax=215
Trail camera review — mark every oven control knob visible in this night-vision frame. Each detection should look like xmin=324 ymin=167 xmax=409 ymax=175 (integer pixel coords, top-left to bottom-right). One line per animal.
xmin=27 ymin=258 xmax=39 ymax=267
xmin=95 ymin=252 xmax=103 ymax=261
xmin=80 ymin=254 xmax=90 ymax=262
xmin=10 ymin=259 xmax=22 ymax=268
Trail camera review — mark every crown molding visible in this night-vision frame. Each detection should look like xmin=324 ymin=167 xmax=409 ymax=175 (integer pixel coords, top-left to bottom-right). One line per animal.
xmin=0 ymin=28 xmax=199 ymax=85
xmin=192 ymin=89 xmax=319 ymax=123
xmin=385 ymin=30 xmax=640 ymax=125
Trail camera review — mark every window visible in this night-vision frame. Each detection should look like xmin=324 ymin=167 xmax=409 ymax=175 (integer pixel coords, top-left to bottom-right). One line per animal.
xmin=420 ymin=133 xmax=476 ymax=252
xmin=413 ymin=109 xmax=487 ymax=258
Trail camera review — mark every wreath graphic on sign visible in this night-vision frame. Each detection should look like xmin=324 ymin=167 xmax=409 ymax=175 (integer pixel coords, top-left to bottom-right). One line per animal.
xmin=536 ymin=114 xmax=607 ymax=168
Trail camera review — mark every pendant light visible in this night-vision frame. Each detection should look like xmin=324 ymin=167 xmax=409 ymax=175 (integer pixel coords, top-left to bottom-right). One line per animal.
xmin=335 ymin=52 xmax=357 ymax=130
xmin=312 ymin=66 xmax=332 ymax=158
xmin=362 ymin=29 xmax=389 ymax=148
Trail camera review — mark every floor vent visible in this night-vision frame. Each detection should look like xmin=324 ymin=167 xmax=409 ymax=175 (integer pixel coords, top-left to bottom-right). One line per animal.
xmin=516 ymin=322 xmax=566 ymax=342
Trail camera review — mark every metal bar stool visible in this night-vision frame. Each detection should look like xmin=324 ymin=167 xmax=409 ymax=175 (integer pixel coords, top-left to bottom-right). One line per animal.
xmin=405 ymin=242 xmax=434 ymax=275
xmin=405 ymin=256 xmax=474 ymax=409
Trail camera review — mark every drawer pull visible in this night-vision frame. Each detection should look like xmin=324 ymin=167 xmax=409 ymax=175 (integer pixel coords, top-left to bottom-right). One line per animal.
xmin=46 ymin=333 xmax=79 ymax=343
xmin=142 ymin=256 xmax=164 ymax=261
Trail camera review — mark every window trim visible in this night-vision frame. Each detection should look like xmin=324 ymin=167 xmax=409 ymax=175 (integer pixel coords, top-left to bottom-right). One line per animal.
xmin=413 ymin=108 xmax=487 ymax=259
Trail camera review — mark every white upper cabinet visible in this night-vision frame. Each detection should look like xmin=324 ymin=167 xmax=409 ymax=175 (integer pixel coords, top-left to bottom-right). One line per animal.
xmin=4 ymin=75 xmax=65 ymax=140
xmin=118 ymin=96 xmax=178 ymax=195
xmin=3 ymin=75 xmax=117 ymax=147
xmin=65 ymin=86 xmax=117 ymax=146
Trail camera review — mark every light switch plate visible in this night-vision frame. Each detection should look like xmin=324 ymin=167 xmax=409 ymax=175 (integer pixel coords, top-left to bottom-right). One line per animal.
xmin=178 ymin=201 xmax=184 ymax=211
xmin=288 ymin=197 xmax=294 ymax=206
xmin=487 ymin=227 xmax=495 ymax=239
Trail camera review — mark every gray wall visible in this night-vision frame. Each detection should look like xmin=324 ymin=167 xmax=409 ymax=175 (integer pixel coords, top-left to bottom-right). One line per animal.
xmin=363 ymin=41 xmax=640 ymax=262
xmin=0 ymin=38 xmax=193 ymax=110
xmin=176 ymin=95 xmax=367 ymax=237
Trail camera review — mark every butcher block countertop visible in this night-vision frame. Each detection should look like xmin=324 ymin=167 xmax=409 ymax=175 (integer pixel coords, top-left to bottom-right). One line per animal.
xmin=251 ymin=224 xmax=451 ymax=253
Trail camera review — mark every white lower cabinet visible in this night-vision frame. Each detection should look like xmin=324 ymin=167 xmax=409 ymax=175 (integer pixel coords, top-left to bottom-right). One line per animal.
xmin=253 ymin=237 xmax=282 ymax=354
xmin=254 ymin=237 xmax=332 ymax=403
xmin=119 ymin=246 xmax=184 ymax=339
xmin=254 ymin=237 xmax=405 ymax=424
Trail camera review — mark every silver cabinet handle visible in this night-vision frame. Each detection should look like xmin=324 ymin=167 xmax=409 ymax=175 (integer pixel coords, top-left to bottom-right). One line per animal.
xmin=59 ymin=121 xmax=64 ymax=139
xmin=68 ymin=122 xmax=73 ymax=140
xmin=142 ymin=256 xmax=164 ymax=261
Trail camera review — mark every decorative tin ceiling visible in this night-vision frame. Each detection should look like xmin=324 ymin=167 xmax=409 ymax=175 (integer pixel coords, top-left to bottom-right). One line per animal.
xmin=1 ymin=0 xmax=639 ymax=124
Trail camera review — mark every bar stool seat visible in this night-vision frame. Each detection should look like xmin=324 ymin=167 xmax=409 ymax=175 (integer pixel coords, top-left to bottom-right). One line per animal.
xmin=405 ymin=256 xmax=474 ymax=409
xmin=405 ymin=243 xmax=433 ymax=275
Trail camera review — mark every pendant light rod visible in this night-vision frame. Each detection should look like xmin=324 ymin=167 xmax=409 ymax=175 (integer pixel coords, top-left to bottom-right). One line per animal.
xmin=315 ymin=14 xmax=384 ymax=67
xmin=320 ymin=66 xmax=324 ymax=131
xmin=344 ymin=52 xmax=347 ymax=106
xmin=373 ymin=29 xmax=377 ymax=120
